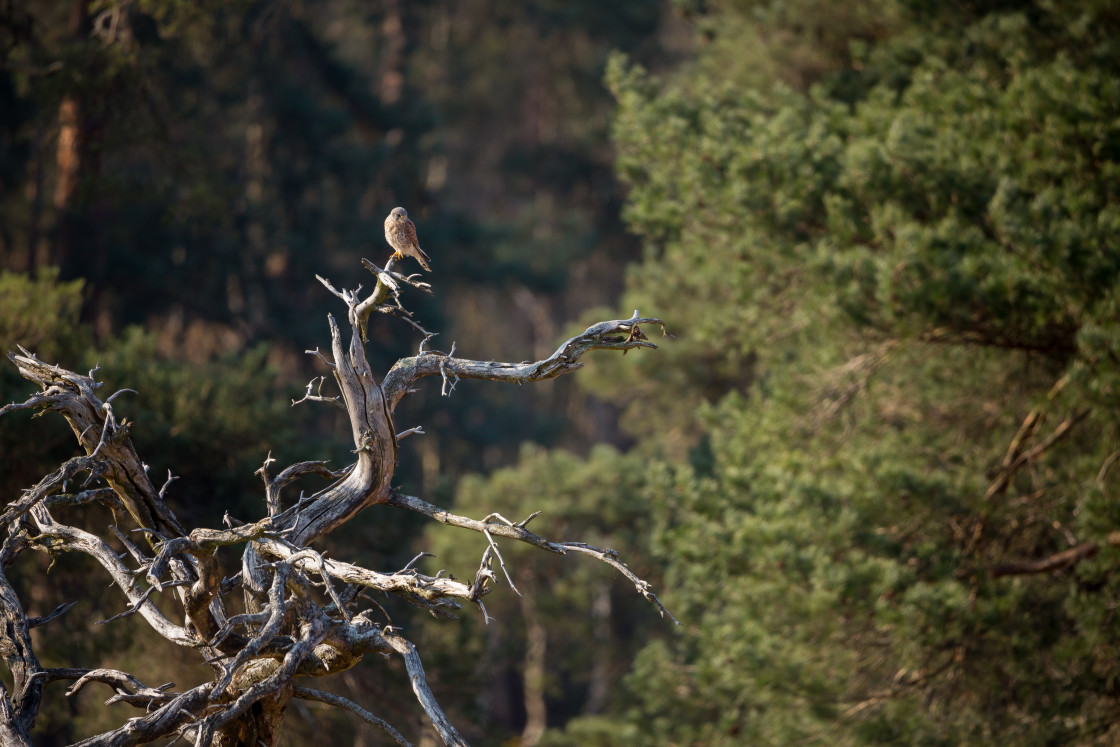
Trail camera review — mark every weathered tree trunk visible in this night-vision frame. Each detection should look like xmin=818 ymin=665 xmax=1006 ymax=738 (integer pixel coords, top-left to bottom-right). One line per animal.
xmin=213 ymin=685 xmax=291 ymax=747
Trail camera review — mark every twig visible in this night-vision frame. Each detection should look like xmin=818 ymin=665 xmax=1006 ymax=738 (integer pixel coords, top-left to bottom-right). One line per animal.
xmin=304 ymin=348 xmax=336 ymax=369
xmin=480 ymin=514 xmax=520 ymax=596
xmin=158 ymin=471 xmax=179 ymax=500
xmin=292 ymin=376 xmax=343 ymax=408
xmin=95 ymin=583 xmax=185 ymax=625
xmin=399 ymin=552 xmax=434 ymax=573
xmin=28 ymin=601 xmax=79 ymax=629
xmin=987 ymin=409 xmax=1090 ymax=499
xmin=395 ymin=426 xmax=425 ymax=441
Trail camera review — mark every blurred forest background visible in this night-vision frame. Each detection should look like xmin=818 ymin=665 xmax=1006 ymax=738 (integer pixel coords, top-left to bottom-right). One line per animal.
xmin=1 ymin=0 xmax=1119 ymax=744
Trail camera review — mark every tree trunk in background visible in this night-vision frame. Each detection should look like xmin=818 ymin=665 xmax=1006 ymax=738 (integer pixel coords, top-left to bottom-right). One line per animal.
xmin=380 ymin=0 xmax=404 ymax=105
xmin=584 ymin=583 xmax=611 ymax=715
xmin=52 ymin=0 xmax=89 ymax=272
xmin=520 ymin=582 xmax=547 ymax=746
xmin=53 ymin=98 xmax=81 ymax=214
xmin=21 ymin=127 xmax=46 ymax=275
xmin=240 ymin=89 xmax=269 ymax=338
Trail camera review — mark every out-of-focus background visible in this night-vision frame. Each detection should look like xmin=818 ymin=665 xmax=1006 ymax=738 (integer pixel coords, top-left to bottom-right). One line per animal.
xmin=2 ymin=0 xmax=1120 ymax=744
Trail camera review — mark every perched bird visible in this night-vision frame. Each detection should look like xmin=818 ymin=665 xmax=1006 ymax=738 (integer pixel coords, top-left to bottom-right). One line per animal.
xmin=384 ymin=207 xmax=431 ymax=272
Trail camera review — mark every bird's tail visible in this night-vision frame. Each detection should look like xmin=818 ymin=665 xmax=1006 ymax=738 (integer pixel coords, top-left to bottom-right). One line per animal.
xmin=417 ymin=247 xmax=432 ymax=272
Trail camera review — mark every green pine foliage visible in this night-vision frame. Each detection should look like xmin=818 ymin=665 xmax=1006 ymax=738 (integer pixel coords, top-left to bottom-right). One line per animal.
xmin=547 ymin=0 xmax=1120 ymax=744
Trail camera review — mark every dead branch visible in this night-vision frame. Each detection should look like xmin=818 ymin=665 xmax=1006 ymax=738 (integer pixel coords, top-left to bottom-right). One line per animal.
xmin=27 ymin=600 xmax=79 ymax=629
xmin=69 ymin=682 xmax=217 ymax=747
xmin=381 ymin=310 xmax=669 ymax=410
xmin=5 ymin=347 xmax=185 ymax=539
xmin=291 ymin=375 xmax=343 ymax=408
xmin=293 ymin=687 xmax=411 ymax=746
xmin=985 ymin=374 xmax=1080 ymax=500
xmin=0 ymin=558 xmax=43 ymax=740
xmin=256 ymin=454 xmax=346 ymax=517
xmin=0 ymin=455 xmax=108 ymax=525
xmin=65 ymin=669 xmax=175 ymax=705
xmin=263 ymin=309 xmax=398 ymax=546
xmin=24 ymin=505 xmax=198 ymax=647
xmin=990 ymin=541 xmax=1101 ymax=577
xmin=254 ymin=538 xmax=471 ymax=614
xmin=45 ymin=486 xmax=122 ymax=512
xmin=388 ymin=492 xmax=679 ymax=624
xmin=382 ymin=632 xmax=469 ymax=747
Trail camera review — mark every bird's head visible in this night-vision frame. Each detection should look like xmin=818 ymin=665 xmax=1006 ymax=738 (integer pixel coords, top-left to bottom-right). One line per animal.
xmin=390 ymin=207 xmax=408 ymax=220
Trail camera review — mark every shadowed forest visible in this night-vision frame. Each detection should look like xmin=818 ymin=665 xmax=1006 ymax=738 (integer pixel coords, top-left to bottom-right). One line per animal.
xmin=2 ymin=0 xmax=1120 ymax=744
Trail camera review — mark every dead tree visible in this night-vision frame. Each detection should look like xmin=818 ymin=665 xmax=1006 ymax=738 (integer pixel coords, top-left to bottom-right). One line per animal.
xmin=0 ymin=256 xmax=673 ymax=746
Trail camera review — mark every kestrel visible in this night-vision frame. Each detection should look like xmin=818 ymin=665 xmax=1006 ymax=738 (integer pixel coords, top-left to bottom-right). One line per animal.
xmin=384 ymin=207 xmax=431 ymax=272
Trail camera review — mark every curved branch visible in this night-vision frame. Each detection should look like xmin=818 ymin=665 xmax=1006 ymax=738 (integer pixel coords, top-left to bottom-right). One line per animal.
xmin=4 ymin=349 xmax=185 ymax=540
xmin=382 ymin=632 xmax=469 ymax=747
xmin=990 ymin=541 xmax=1100 ymax=577
xmin=293 ymin=687 xmax=411 ymax=747
xmin=69 ymin=682 xmax=216 ymax=747
xmin=0 ymin=455 xmax=107 ymax=526
xmin=387 ymin=492 xmax=679 ymax=624
xmin=277 ymin=309 xmax=398 ymax=545
xmin=65 ymin=669 xmax=175 ymax=708
xmin=27 ymin=508 xmax=198 ymax=648
xmin=382 ymin=310 xmax=669 ymax=410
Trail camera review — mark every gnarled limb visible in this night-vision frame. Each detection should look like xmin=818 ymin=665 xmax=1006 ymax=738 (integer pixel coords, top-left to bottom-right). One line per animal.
xmin=65 ymin=669 xmax=176 ymax=708
xmin=26 ymin=504 xmax=199 ymax=648
xmin=254 ymin=538 xmax=471 ymax=617
xmin=0 ymin=553 xmax=42 ymax=740
xmin=278 ymin=310 xmax=397 ymax=546
xmin=382 ymin=310 xmax=669 ymax=410
xmin=5 ymin=348 xmax=184 ymax=540
xmin=388 ymin=492 xmax=679 ymax=624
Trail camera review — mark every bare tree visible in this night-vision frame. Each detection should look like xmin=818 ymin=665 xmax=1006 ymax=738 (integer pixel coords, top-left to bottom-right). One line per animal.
xmin=0 ymin=257 xmax=674 ymax=746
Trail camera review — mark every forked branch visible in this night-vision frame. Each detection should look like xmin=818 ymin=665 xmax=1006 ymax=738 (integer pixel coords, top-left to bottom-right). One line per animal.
xmin=388 ymin=492 xmax=679 ymax=624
